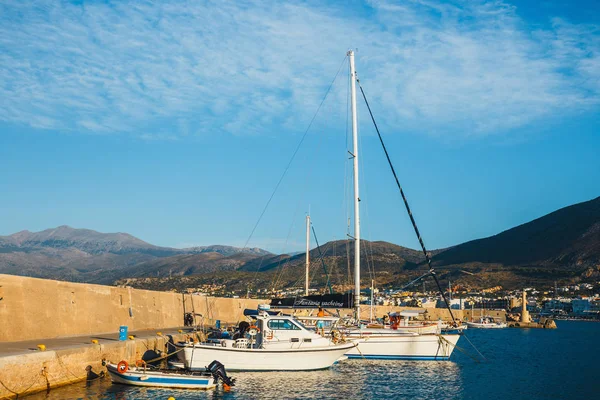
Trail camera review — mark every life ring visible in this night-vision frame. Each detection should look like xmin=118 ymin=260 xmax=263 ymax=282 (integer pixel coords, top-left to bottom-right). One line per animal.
xmin=135 ymin=359 xmax=146 ymax=368
xmin=248 ymin=325 xmax=261 ymax=335
xmin=117 ymin=360 xmax=129 ymax=374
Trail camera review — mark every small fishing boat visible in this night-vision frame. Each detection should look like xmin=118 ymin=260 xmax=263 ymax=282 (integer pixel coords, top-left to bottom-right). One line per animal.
xmin=106 ymin=359 xmax=235 ymax=390
xmin=466 ymin=317 xmax=507 ymax=329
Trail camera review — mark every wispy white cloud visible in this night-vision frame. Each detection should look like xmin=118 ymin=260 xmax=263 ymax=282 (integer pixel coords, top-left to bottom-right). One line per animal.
xmin=0 ymin=0 xmax=598 ymax=139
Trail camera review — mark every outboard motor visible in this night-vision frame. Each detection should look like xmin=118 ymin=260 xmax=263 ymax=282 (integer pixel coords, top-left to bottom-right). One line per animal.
xmin=207 ymin=360 xmax=236 ymax=390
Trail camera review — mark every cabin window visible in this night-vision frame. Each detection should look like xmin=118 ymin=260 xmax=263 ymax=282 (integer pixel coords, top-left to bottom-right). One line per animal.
xmin=267 ymin=319 xmax=301 ymax=330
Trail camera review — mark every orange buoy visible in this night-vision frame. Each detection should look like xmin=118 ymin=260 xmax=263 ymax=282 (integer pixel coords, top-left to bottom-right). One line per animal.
xmin=117 ymin=360 xmax=129 ymax=374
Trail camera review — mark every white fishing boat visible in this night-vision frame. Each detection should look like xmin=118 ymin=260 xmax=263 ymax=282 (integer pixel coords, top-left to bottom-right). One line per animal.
xmin=466 ymin=317 xmax=507 ymax=329
xmin=106 ymin=359 xmax=234 ymax=390
xmin=175 ymin=310 xmax=356 ymax=371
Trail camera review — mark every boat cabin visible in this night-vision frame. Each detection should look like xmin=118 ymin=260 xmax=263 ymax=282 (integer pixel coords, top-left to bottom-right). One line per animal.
xmin=221 ymin=309 xmax=334 ymax=349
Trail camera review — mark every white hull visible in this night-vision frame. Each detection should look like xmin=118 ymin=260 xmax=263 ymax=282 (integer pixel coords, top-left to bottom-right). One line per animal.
xmin=466 ymin=322 xmax=507 ymax=329
xmin=176 ymin=341 xmax=356 ymax=371
xmin=361 ymin=324 xmax=440 ymax=335
xmin=345 ymin=333 xmax=460 ymax=360
xmin=106 ymin=364 xmax=216 ymax=389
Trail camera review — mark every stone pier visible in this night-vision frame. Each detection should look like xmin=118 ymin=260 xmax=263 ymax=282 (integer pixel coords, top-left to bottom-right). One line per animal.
xmin=0 ymin=328 xmax=191 ymax=399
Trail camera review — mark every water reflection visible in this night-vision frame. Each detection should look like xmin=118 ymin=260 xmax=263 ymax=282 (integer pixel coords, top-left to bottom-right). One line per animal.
xmin=23 ymin=323 xmax=600 ymax=400
xmin=25 ymin=360 xmax=463 ymax=400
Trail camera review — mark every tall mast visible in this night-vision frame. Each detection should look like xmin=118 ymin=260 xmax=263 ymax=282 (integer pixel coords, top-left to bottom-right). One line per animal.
xmin=305 ymin=214 xmax=310 ymax=296
xmin=348 ymin=50 xmax=361 ymax=322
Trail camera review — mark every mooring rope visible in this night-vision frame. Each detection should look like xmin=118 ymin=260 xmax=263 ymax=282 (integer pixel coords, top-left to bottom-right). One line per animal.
xmin=461 ymin=333 xmax=487 ymax=362
xmin=0 ymin=371 xmax=41 ymax=398
xmin=437 ymin=334 xmax=483 ymax=363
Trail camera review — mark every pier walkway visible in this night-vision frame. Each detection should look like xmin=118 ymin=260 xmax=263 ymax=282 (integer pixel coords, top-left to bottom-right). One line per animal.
xmin=0 ymin=327 xmax=189 ymax=357
xmin=0 ymin=327 xmax=193 ymax=399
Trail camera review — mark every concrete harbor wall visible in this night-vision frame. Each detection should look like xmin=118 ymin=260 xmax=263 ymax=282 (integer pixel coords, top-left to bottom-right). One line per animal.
xmin=0 ymin=331 xmax=188 ymax=400
xmin=0 ymin=274 xmax=265 ymax=343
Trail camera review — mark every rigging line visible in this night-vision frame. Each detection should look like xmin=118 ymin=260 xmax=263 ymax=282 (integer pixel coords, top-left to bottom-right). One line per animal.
xmin=267 ymin=210 xmax=301 ymax=290
xmin=311 ymin=224 xmax=334 ymax=294
xmin=307 ymin=235 xmax=332 ymax=289
xmin=272 ymin=60 xmax=350 ymax=290
xmin=360 ymin=237 xmax=373 ymax=282
xmin=329 ymin=239 xmax=340 ymax=289
xmin=392 ymin=271 xmax=433 ymax=293
xmin=240 ymin=55 xmax=348 ymax=254
xmin=331 ymin=240 xmax=344 ymax=290
xmin=356 ymin=80 xmax=457 ymax=323
xmin=272 ymin=253 xmax=295 ymax=292
xmin=272 ymin=55 xmax=347 ymax=290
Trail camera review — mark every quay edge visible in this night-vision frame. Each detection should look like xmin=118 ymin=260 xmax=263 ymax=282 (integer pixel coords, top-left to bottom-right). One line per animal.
xmin=0 ymin=331 xmax=189 ymax=400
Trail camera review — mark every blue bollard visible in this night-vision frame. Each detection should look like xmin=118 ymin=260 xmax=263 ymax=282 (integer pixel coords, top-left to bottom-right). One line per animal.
xmin=119 ymin=326 xmax=128 ymax=341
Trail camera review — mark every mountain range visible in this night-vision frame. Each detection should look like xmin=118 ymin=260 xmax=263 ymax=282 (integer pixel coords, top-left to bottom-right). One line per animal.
xmin=0 ymin=225 xmax=270 ymax=283
xmin=1 ymin=196 xmax=599 ymax=290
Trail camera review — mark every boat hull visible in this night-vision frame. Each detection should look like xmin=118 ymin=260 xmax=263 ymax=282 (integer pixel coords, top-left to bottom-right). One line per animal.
xmin=356 ymin=324 xmax=440 ymax=335
xmin=175 ymin=342 xmax=356 ymax=371
xmin=344 ymin=333 xmax=460 ymax=360
xmin=465 ymin=322 xmax=507 ymax=329
xmin=106 ymin=364 xmax=216 ymax=389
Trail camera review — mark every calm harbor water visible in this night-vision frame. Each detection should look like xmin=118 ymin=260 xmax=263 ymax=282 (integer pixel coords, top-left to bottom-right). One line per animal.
xmin=25 ymin=321 xmax=600 ymax=400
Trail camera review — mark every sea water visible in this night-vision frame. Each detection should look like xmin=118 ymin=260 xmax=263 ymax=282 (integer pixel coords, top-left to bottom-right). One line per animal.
xmin=24 ymin=321 xmax=600 ymax=400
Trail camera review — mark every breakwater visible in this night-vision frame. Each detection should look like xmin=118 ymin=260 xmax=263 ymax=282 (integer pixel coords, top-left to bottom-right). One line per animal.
xmin=0 ymin=274 xmax=265 ymax=399
xmin=0 ymin=274 xmax=265 ymax=342
xmin=0 ymin=329 xmax=189 ymax=399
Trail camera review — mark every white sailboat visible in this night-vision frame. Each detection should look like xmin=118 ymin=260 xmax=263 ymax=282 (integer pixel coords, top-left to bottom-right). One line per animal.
xmin=341 ymin=50 xmax=460 ymax=360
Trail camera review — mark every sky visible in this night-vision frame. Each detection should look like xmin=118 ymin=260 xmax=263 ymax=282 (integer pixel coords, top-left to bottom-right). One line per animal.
xmin=0 ymin=0 xmax=599 ymax=254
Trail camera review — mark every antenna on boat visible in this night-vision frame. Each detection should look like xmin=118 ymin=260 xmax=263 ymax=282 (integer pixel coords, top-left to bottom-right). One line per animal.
xmin=347 ymin=49 xmax=361 ymax=322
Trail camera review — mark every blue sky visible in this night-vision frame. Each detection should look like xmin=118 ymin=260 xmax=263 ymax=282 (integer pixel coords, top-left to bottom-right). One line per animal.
xmin=0 ymin=0 xmax=598 ymax=253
